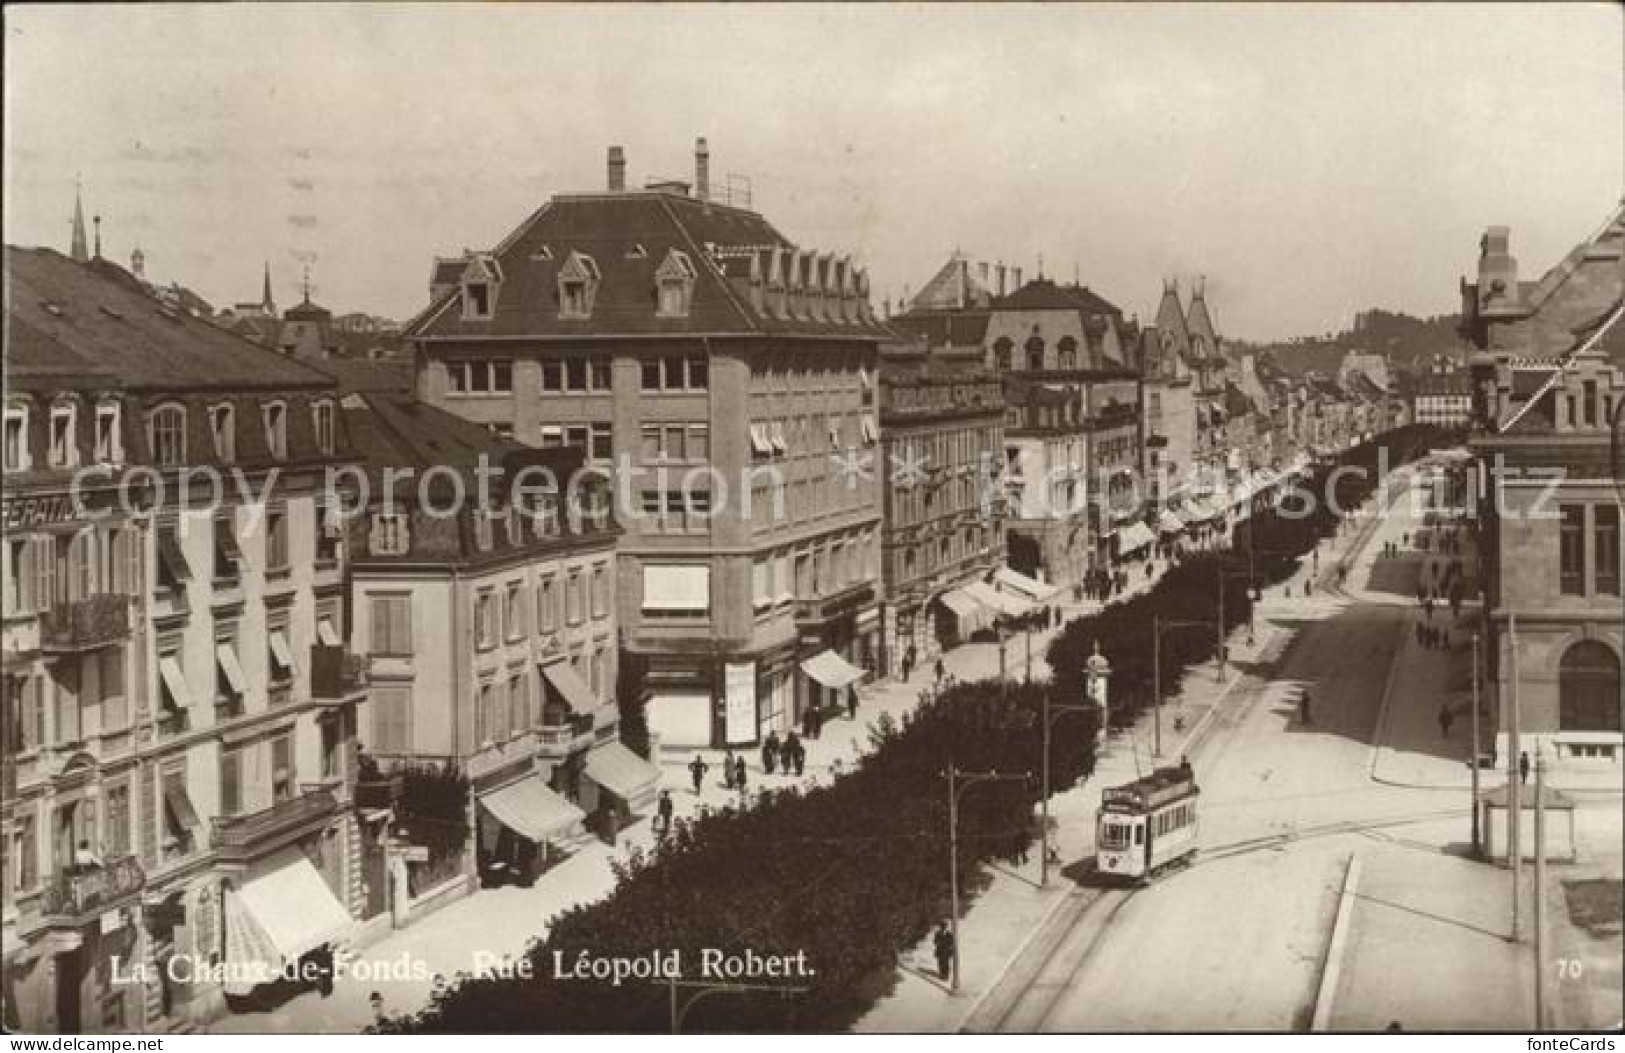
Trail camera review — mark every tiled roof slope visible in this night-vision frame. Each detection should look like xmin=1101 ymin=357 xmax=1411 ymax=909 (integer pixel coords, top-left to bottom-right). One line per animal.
xmin=6 ymin=246 xmax=336 ymax=392
xmin=407 ymin=191 xmax=889 ymax=341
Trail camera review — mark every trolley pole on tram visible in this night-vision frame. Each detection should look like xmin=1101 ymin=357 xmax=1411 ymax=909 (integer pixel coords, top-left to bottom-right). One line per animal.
xmin=1534 ymin=747 xmax=1549 ymax=1029
xmin=1152 ymin=617 xmax=1218 ymax=758
xmin=942 ymin=767 xmax=1029 ymax=992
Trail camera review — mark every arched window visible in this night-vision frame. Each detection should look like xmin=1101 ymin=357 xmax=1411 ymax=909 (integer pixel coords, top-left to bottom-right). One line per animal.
xmin=993 ymin=337 xmax=1013 ymax=372
xmin=1559 ymin=641 xmax=1621 ymax=732
xmin=1025 ymin=334 xmax=1045 ymax=371
xmin=1057 ymin=336 xmax=1078 ymax=370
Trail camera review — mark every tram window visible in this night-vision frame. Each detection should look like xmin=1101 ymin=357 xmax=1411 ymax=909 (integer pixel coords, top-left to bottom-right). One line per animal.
xmin=1134 ymin=824 xmax=1143 ymax=846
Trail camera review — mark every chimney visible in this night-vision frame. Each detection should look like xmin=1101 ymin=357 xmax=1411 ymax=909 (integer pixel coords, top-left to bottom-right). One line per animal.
xmin=695 ymin=138 xmax=710 ymax=202
xmin=978 ymin=262 xmax=989 ymax=284
xmin=995 ymin=262 xmax=1007 ymax=296
xmin=1012 ymin=266 xmax=1023 ymax=290
xmin=607 ymin=145 xmax=626 ymax=192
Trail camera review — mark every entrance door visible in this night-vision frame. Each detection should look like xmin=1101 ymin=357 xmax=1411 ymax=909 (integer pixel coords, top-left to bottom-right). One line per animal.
xmin=55 ymin=946 xmax=84 ymax=1033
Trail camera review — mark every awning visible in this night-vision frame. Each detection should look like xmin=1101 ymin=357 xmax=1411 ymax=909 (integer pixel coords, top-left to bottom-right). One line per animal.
xmin=162 ymin=777 xmax=201 ymax=833
xmin=316 ymin=618 xmax=342 ymax=647
xmin=479 ymin=775 xmax=584 ymax=843
xmin=159 ymin=655 xmax=192 ymax=708
xmin=542 ymin=659 xmax=597 ymax=713
xmin=157 ymin=529 xmax=192 ymax=583
xmin=1118 ymin=522 xmax=1156 ymax=552
xmin=964 ymin=580 xmax=1033 ymax=618
xmin=993 ymin=566 xmax=1058 ymax=603
xmin=225 ymin=846 xmax=352 ymax=993
xmin=939 ymin=588 xmax=995 ymax=636
xmin=269 ymin=631 xmax=297 ymax=675
xmin=1157 ymin=510 xmax=1186 ymax=535
xmin=216 ymin=642 xmax=247 ymax=694
xmin=749 ymin=423 xmax=773 ymax=455
xmin=585 ymin=742 xmax=661 ymax=802
xmin=800 ymin=650 xmax=866 ymax=690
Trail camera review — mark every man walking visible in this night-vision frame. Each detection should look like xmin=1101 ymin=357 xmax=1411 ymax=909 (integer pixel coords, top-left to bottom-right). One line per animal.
xmin=762 ymin=731 xmax=780 ymax=775
xmin=935 ymin=657 xmax=946 ymax=685
xmin=933 ymin=922 xmax=955 ymax=983
xmin=847 ymin=685 xmax=859 ymax=721
xmin=1519 ymin=751 xmax=1530 ymax=785
xmin=1437 ymin=703 xmax=1454 ymax=739
xmin=722 ymin=748 xmax=737 ymax=790
xmin=688 ymin=754 xmax=710 ymax=796
xmin=1300 ymin=690 xmax=1312 ymax=726
xmin=733 ymin=755 xmax=747 ymax=794
xmin=656 ymin=789 xmax=674 ymax=836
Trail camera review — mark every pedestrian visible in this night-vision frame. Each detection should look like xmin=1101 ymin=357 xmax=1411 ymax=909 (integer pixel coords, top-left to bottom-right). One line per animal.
xmin=1300 ymin=691 xmax=1312 ymax=725
xmin=935 ymin=657 xmax=946 ymax=684
xmin=779 ymin=732 xmax=795 ymax=774
xmin=847 ymin=684 xmax=859 ymax=721
xmin=933 ymin=922 xmax=955 ymax=982
xmin=1010 ymin=828 xmax=1029 ymax=866
xmin=722 ymin=748 xmax=737 ymax=790
xmin=762 ymin=731 xmax=780 ymax=775
xmin=688 ymin=754 xmax=710 ymax=795
xmin=810 ymin=705 xmax=823 ymax=739
xmin=733 ymin=756 xmax=747 ymax=793
xmin=1519 ymin=751 xmax=1530 ymax=785
xmin=1437 ymin=703 xmax=1453 ymax=738
xmin=656 ymin=789 xmax=674 ymax=835
xmin=369 ymin=991 xmax=387 ymax=1026
xmin=792 ymin=735 xmax=806 ymax=776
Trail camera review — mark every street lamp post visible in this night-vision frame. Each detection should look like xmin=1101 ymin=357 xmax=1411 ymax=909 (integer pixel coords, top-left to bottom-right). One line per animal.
xmin=1216 ymin=567 xmax=1252 ymax=681
xmin=1471 ymin=631 xmax=1482 ymax=854
xmin=942 ymin=766 xmax=1030 ymax=992
xmin=1039 ymin=688 xmax=1097 ymax=888
xmin=1152 ymin=616 xmax=1219 ymax=757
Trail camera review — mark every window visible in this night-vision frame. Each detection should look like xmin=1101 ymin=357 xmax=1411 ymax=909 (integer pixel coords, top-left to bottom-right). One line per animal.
xmin=591 ymin=647 xmax=606 ymax=701
xmin=220 ymin=747 xmax=245 ymax=816
xmin=99 ymin=646 xmax=128 ymax=731
xmin=1560 ymin=504 xmax=1586 ymax=596
xmin=591 ymin=563 xmax=609 ymax=619
xmin=558 ymin=252 xmax=601 ymax=318
xmin=1559 ymin=641 xmax=1621 ymax=733
xmin=371 ymin=685 xmax=412 ymax=754
xmin=265 ymin=506 xmax=289 ymax=572
xmin=641 ymin=359 xmax=663 ymax=392
xmin=590 ymin=358 xmax=612 ymax=390
xmin=640 ymin=356 xmax=707 ymax=391
xmin=12 ymin=814 xmax=37 ymax=892
xmin=447 ymin=360 xmax=514 ymax=394
xmin=1583 ymin=380 xmax=1598 ymax=427
xmin=263 ymin=402 xmax=287 ymax=460
xmin=150 ymin=405 xmax=186 ymax=467
xmin=312 ymin=401 xmax=336 ymax=455
xmin=3 ymin=405 xmax=26 ymax=472
xmin=369 ymin=594 xmax=412 ymax=656
xmin=505 ymin=581 xmax=525 ymax=641
xmin=590 ymin=422 xmax=613 ymax=461
xmin=656 ymin=249 xmax=697 ymax=318
xmin=213 ymin=514 xmax=243 ymax=581
xmin=565 ymin=358 xmax=588 ymax=392
xmin=477 ymin=682 xmax=495 ymax=746
xmin=161 ymin=764 xmax=198 ymax=857
xmin=208 ymin=404 xmax=234 ymax=462
xmin=567 ymin=571 xmax=584 ymax=625
xmin=510 ymin=672 xmax=531 ymax=730
xmin=1596 ymin=504 xmax=1620 ymax=596
xmin=475 ymin=589 xmax=498 ymax=649
xmin=271 ymin=734 xmax=295 ymax=803
xmin=1026 ymin=335 xmax=1045 ymax=371
xmin=994 ymin=337 xmax=1013 ymax=372
xmin=321 ymin=716 xmax=343 ymax=780
xmin=463 ymin=281 xmax=492 ymax=319
xmin=268 ymin=620 xmax=296 ymax=685
xmin=48 ymin=403 xmax=76 ymax=468
xmin=372 ymin=512 xmax=409 ymax=556
xmin=215 ymin=630 xmax=246 ymax=713
xmin=316 ymin=494 xmax=341 ymax=562
xmin=641 ymin=563 xmax=709 ymax=618
xmin=541 ymin=359 xmax=563 ymax=392
xmin=104 ymin=780 xmax=131 ymax=857
xmin=538 ymin=575 xmax=559 ymax=632
xmin=93 ymin=401 xmax=122 ymax=463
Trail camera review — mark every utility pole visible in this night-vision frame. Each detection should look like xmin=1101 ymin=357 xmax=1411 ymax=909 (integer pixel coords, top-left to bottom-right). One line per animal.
xmin=1039 ymin=690 xmax=1095 ymax=887
xmin=1509 ymin=613 xmax=1522 ymax=943
xmin=1471 ymin=632 xmax=1482 ymax=854
xmin=942 ymin=767 xmax=1029 ymax=991
xmin=1534 ymin=748 xmax=1548 ymax=1030
xmin=1153 ymin=616 xmax=1217 ymax=758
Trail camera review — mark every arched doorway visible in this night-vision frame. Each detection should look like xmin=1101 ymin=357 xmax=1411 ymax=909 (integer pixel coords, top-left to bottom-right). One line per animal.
xmin=1559 ymin=640 xmax=1622 ymax=733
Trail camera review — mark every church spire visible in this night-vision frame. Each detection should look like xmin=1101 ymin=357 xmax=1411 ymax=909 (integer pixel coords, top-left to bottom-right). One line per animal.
xmin=70 ymin=178 xmax=89 ymax=262
xmin=262 ymin=261 xmax=276 ymax=314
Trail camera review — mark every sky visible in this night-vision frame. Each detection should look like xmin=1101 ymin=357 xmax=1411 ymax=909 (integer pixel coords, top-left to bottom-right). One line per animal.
xmin=5 ymin=2 xmax=1621 ymax=340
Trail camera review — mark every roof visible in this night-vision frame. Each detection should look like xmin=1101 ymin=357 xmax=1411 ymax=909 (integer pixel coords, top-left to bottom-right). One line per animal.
xmin=1185 ymin=289 xmax=1219 ymax=347
xmin=994 ymin=277 xmax=1121 ymax=316
xmin=340 ymin=390 xmax=529 ymax=479
xmin=315 ymin=357 xmax=415 ymax=394
xmin=406 ymin=190 xmax=889 ymax=341
xmin=908 ymin=255 xmax=992 ymax=312
xmin=5 ymin=246 xmax=337 ymax=392
xmin=889 ymin=309 xmax=992 ymax=347
xmin=1415 ymin=371 xmax=1471 ymax=397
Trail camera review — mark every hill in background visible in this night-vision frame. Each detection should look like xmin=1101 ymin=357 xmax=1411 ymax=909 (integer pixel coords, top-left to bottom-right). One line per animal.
xmin=1233 ymin=309 xmax=1463 ymax=378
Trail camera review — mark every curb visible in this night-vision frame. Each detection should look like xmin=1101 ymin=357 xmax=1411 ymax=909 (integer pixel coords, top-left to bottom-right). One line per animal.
xmin=1309 ymin=852 xmax=1363 ymax=1031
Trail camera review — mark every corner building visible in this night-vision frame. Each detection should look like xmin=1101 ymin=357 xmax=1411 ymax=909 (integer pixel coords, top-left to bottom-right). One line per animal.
xmin=407 ymin=141 xmax=889 ymax=749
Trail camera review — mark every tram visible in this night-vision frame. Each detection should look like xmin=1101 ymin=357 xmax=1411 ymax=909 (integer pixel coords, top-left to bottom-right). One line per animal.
xmin=1095 ymin=764 xmax=1200 ymax=883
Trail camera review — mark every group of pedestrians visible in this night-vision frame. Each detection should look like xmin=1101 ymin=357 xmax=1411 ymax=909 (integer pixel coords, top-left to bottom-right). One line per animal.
xmin=1416 ymin=621 xmax=1453 ymax=650
xmin=759 ymin=730 xmax=807 ymax=777
xmin=1076 ymin=567 xmax=1132 ymax=604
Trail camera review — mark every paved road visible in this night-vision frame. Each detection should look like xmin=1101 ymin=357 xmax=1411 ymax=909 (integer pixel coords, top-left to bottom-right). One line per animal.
xmin=989 ymin=471 xmax=1465 ymax=1031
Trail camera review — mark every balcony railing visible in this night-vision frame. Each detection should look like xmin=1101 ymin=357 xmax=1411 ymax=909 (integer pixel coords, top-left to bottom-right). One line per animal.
xmin=38 ymin=595 xmax=132 ymax=653
xmin=311 ymin=645 xmax=370 ymax=702
xmin=38 ymin=854 xmax=144 ymax=924
xmin=537 ymin=712 xmax=596 ymax=753
xmin=210 ymin=790 xmax=338 ymax=859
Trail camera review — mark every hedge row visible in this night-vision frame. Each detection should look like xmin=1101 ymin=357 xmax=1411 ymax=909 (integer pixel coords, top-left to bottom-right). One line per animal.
xmin=394 ymin=425 xmax=1448 ymax=1033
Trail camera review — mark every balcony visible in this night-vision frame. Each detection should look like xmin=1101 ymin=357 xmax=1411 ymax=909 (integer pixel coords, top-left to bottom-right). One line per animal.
xmin=210 ymin=790 xmax=339 ymax=862
xmin=794 ymin=582 xmax=875 ymax=626
xmin=37 ymin=855 xmax=144 ymax=928
xmin=354 ymin=772 xmax=404 ymax=811
xmin=38 ymin=595 xmax=131 ymax=653
xmin=536 ymin=712 xmax=596 ymax=756
xmin=311 ymin=645 xmax=370 ymax=703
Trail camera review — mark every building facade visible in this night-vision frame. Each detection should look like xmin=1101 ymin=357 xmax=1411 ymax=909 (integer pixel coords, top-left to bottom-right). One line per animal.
xmin=877 ymin=336 xmax=1005 ymax=671
xmin=405 ymin=140 xmax=890 ymax=749
xmin=1463 ymin=203 xmax=1625 ymax=766
xmin=3 ymin=247 xmax=369 ymax=1032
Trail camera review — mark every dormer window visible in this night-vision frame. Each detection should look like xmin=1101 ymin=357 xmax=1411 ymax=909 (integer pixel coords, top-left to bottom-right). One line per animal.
xmin=48 ymin=402 xmax=77 ymax=469
xmin=655 ymin=248 xmax=697 ymax=319
xmin=210 ymin=404 xmax=235 ymax=462
xmin=558 ymin=252 xmax=601 ymax=319
xmin=3 ymin=404 xmax=27 ymax=472
xmin=371 ymin=511 xmax=409 ymax=556
xmin=94 ymin=401 xmax=123 ymax=464
xmin=312 ymin=400 xmax=336 ymax=455
xmin=149 ymin=404 xmax=187 ymax=467
xmin=459 ymin=254 xmax=502 ymax=321
xmin=263 ymin=402 xmax=287 ymax=460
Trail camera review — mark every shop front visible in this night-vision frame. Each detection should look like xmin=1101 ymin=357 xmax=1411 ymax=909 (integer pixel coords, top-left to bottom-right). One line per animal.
xmin=793 ymin=584 xmax=878 ymax=721
xmin=475 ymin=770 xmax=585 ymax=884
